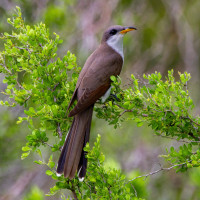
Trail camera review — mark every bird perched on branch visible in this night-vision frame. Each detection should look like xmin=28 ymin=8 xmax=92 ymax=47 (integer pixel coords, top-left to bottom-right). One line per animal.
xmin=57 ymin=25 xmax=136 ymax=180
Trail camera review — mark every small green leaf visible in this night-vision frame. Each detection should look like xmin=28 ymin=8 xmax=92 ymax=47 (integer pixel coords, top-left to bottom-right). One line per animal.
xmin=58 ymin=39 xmax=63 ymax=44
xmin=22 ymin=146 xmax=32 ymax=151
xmin=49 ymin=161 xmax=55 ymax=169
xmin=36 ymin=149 xmax=42 ymax=158
xmin=46 ymin=170 xmax=53 ymax=176
xmin=21 ymin=152 xmax=30 ymax=160
xmin=34 ymin=160 xmax=43 ymax=165
xmin=110 ymin=76 xmax=116 ymax=82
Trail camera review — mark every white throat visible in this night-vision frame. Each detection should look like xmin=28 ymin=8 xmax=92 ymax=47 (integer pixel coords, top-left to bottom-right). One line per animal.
xmin=106 ymin=34 xmax=124 ymax=60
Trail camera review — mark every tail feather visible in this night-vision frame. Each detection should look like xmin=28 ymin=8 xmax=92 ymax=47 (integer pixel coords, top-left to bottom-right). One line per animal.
xmin=64 ymin=114 xmax=81 ymax=178
xmin=77 ymin=110 xmax=92 ymax=178
xmin=68 ymin=133 xmax=85 ymax=179
xmin=57 ymin=119 xmax=75 ymax=174
xmin=57 ymin=104 xmax=94 ymax=179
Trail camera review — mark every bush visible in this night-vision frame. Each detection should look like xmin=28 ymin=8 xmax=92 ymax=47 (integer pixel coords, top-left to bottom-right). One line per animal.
xmin=1 ymin=7 xmax=200 ymax=199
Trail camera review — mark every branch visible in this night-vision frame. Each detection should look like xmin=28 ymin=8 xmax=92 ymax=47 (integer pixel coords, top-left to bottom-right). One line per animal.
xmin=24 ymin=95 xmax=31 ymax=103
xmin=52 ymin=82 xmax=60 ymax=91
xmin=1 ymin=55 xmax=12 ymax=74
xmin=181 ymin=116 xmax=200 ymax=127
xmin=15 ymin=46 xmax=32 ymax=54
xmin=165 ymin=110 xmax=200 ymax=127
xmin=119 ymin=109 xmax=132 ymax=117
xmin=83 ymin=180 xmax=93 ymax=197
xmin=188 ymin=132 xmax=200 ymax=141
xmin=115 ymin=103 xmax=148 ymax=118
xmin=1 ymin=55 xmax=25 ymax=90
xmin=42 ymin=141 xmax=53 ymax=148
xmin=129 ymin=183 xmax=138 ymax=197
xmin=3 ymin=34 xmax=17 ymax=38
xmin=57 ymin=123 xmax=62 ymax=138
xmin=127 ymin=162 xmax=188 ymax=183
xmin=115 ymin=103 xmax=200 ymax=140
xmin=16 ymin=79 xmax=25 ymax=90
xmin=71 ymin=190 xmax=78 ymax=200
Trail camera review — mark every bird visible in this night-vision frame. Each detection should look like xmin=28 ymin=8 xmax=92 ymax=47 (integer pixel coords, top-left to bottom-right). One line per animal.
xmin=56 ymin=25 xmax=137 ymax=180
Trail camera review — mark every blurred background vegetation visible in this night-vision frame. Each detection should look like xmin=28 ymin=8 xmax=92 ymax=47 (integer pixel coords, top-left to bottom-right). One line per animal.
xmin=0 ymin=0 xmax=200 ymax=199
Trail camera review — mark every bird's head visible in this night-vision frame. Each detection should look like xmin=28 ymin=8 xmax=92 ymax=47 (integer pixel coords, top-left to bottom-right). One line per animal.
xmin=101 ymin=25 xmax=136 ymax=58
xmin=101 ymin=25 xmax=137 ymax=44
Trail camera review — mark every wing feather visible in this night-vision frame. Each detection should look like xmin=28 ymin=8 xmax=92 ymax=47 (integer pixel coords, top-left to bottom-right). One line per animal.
xmin=68 ymin=44 xmax=123 ymax=117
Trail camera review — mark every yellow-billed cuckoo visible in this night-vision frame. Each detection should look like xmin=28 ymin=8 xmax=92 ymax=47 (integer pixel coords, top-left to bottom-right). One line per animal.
xmin=57 ymin=25 xmax=136 ymax=180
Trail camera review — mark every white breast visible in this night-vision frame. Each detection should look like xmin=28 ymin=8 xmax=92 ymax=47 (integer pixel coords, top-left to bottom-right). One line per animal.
xmin=106 ymin=34 xmax=124 ymax=60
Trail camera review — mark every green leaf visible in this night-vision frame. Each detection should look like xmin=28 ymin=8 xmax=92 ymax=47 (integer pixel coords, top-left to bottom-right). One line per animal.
xmin=21 ymin=152 xmax=30 ymax=160
xmin=36 ymin=149 xmax=42 ymax=158
xmin=22 ymin=146 xmax=32 ymax=151
xmin=34 ymin=160 xmax=44 ymax=165
xmin=49 ymin=161 xmax=55 ymax=169
xmin=110 ymin=75 xmax=116 ymax=82
xmin=46 ymin=170 xmax=53 ymax=176
xmin=58 ymin=39 xmax=63 ymax=44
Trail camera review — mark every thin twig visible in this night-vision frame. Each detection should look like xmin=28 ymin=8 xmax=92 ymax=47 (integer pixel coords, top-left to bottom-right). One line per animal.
xmin=119 ymin=110 xmax=132 ymax=117
xmin=77 ymin=185 xmax=83 ymax=199
xmin=24 ymin=95 xmax=31 ymax=103
xmin=15 ymin=46 xmax=32 ymax=54
xmin=71 ymin=189 xmax=78 ymax=200
xmin=181 ymin=116 xmax=200 ymax=127
xmin=2 ymin=55 xmax=26 ymax=90
xmin=5 ymin=34 xmax=17 ymax=38
xmin=57 ymin=123 xmax=62 ymax=138
xmin=2 ymin=55 xmax=12 ymax=74
xmin=127 ymin=162 xmax=188 ymax=183
xmin=2 ymin=64 xmax=12 ymax=74
xmin=42 ymin=142 xmax=53 ymax=148
xmin=188 ymin=132 xmax=200 ymax=141
xmin=52 ymin=83 xmax=60 ymax=91
xmin=116 ymin=103 xmax=148 ymax=118
xmin=166 ymin=110 xmax=200 ymax=127
xmin=83 ymin=180 xmax=93 ymax=197
xmin=114 ymin=103 xmax=127 ymax=110
xmin=16 ymin=79 xmax=25 ymax=89
xmin=130 ymin=183 xmax=138 ymax=197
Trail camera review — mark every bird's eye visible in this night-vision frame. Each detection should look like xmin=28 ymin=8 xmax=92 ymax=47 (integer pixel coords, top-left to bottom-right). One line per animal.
xmin=110 ymin=29 xmax=117 ymax=35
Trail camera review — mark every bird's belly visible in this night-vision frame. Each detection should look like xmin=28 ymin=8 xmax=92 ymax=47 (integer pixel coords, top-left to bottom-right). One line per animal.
xmin=101 ymin=86 xmax=111 ymax=103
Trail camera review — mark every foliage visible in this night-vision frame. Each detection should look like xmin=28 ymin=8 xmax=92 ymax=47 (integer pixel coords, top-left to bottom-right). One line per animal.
xmin=0 ymin=7 xmax=142 ymax=199
xmin=96 ymin=71 xmax=200 ymax=172
xmin=1 ymin=6 xmax=200 ymax=200
xmin=0 ymin=6 xmax=79 ymax=158
xmin=44 ymin=135 xmax=145 ymax=199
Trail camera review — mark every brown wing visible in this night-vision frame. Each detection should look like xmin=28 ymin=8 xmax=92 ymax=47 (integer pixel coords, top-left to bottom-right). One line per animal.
xmin=67 ymin=50 xmax=97 ymax=110
xmin=68 ymin=44 xmax=123 ymax=117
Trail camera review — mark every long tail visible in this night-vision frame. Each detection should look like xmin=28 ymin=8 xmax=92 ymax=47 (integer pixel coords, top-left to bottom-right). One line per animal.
xmin=57 ymin=104 xmax=94 ymax=179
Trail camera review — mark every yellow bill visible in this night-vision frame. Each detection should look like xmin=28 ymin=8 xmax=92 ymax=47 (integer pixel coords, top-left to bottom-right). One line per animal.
xmin=120 ymin=27 xmax=137 ymax=34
